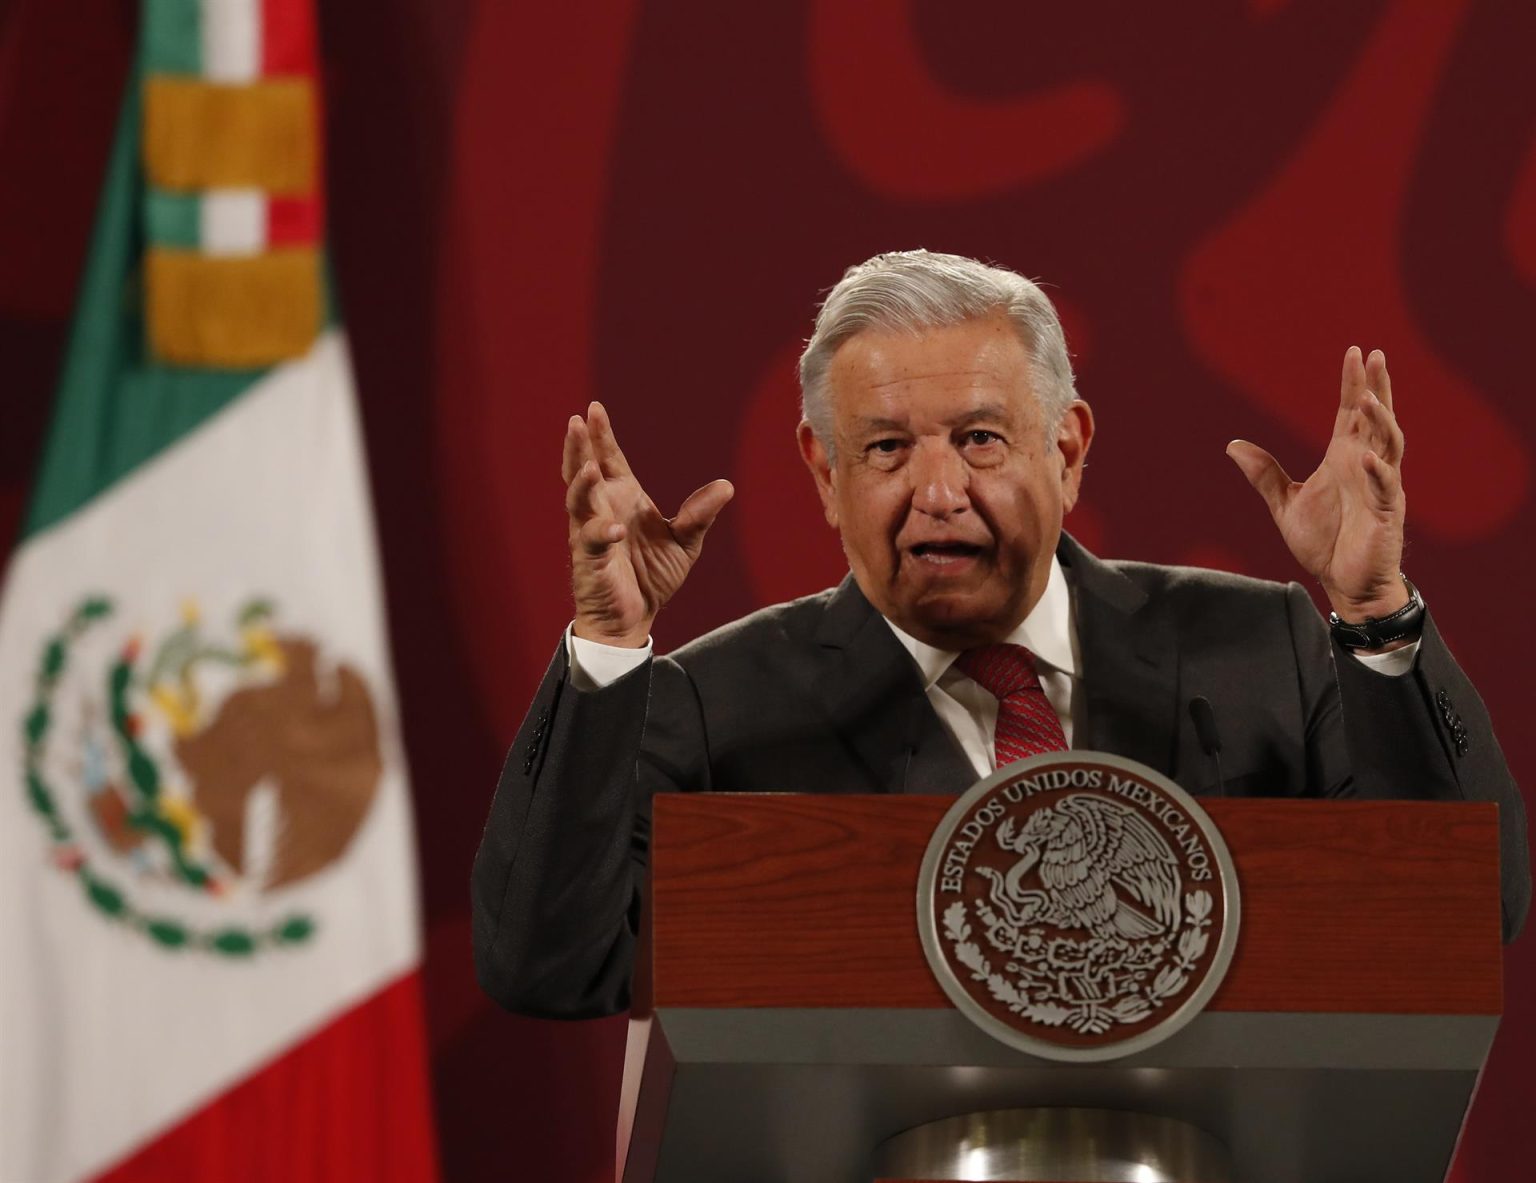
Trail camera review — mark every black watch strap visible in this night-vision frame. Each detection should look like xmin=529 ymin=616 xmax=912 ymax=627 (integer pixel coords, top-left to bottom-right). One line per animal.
xmin=1328 ymin=575 xmax=1425 ymax=650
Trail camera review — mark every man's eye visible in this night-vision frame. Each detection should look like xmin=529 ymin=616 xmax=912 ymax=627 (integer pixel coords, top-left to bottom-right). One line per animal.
xmin=869 ymin=439 xmax=904 ymax=454
xmin=964 ymin=430 xmax=1001 ymax=446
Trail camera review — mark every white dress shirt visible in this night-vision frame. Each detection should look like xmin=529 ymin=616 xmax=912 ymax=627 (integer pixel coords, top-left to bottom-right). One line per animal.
xmin=566 ymin=557 xmax=1417 ymax=778
xmin=883 ymin=556 xmax=1078 ymax=777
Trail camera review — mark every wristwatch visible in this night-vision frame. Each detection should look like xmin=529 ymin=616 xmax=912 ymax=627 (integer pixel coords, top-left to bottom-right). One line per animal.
xmin=1328 ymin=575 xmax=1425 ymax=650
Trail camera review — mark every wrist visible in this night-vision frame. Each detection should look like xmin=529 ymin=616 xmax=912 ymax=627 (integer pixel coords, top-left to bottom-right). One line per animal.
xmin=572 ymin=618 xmax=651 ymax=649
xmin=1323 ymin=580 xmax=1411 ymax=623
xmin=1328 ymin=574 xmax=1424 ymax=651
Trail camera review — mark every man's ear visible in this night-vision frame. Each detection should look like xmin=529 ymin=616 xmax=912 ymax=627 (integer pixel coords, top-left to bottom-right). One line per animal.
xmin=1056 ymin=400 xmax=1095 ymax=514
xmin=797 ymin=419 xmax=839 ymax=529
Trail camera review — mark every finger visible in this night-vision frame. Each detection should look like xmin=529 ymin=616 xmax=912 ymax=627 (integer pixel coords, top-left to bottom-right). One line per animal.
xmin=1338 ymin=345 xmax=1366 ymax=412
xmin=587 ymin=401 xmax=635 ymax=479
xmin=671 ymin=479 xmax=735 ymax=552
xmin=561 ymin=415 xmax=590 ymax=484
xmin=565 ymin=460 xmax=606 ymax=522
xmin=575 ymin=515 xmax=627 ymax=557
xmin=1355 ymin=389 xmax=1405 ymax=465
xmin=1361 ymin=449 xmax=1402 ymax=511
xmin=1226 ymin=440 xmax=1294 ymax=520
xmin=1365 ymin=348 xmax=1393 ymax=412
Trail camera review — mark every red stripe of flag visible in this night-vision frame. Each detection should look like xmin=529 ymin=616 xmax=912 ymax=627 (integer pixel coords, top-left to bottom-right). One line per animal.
xmin=268 ymin=195 xmax=321 ymax=246
xmin=261 ymin=0 xmax=317 ymax=74
xmin=261 ymin=0 xmax=326 ymax=240
xmin=90 ymin=971 xmax=439 ymax=1183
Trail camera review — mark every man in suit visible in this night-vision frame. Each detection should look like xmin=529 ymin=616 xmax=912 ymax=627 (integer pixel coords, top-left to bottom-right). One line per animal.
xmin=472 ymin=250 xmax=1530 ymax=1020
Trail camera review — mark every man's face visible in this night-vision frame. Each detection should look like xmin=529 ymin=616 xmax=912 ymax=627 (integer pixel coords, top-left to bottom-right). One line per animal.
xmin=799 ymin=315 xmax=1093 ymax=650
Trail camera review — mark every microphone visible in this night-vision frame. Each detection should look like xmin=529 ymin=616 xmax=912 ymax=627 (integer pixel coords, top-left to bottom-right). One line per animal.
xmin=1188 ymin=695 xmax=1227 ymax=797
xmin=901 ymin=697 xmax=927 ymax=793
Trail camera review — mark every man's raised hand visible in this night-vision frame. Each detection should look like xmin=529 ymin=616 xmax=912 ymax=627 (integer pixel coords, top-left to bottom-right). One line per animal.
xmin=1226 ymin=347 xmax=1409 ymax=622
xmin=563 ymin=402 xmax=734 ymax=648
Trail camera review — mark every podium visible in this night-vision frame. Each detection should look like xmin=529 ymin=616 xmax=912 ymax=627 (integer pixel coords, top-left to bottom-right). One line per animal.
xmin=619 ymin=794 xmax=1503 ymax=1183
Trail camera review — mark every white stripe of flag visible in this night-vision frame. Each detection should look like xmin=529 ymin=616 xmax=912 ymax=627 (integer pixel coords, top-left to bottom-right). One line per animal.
xmin=200 ymin=189 xmax=268 ymax=256
xmin=202 ymin=0 xmax=263 ymax=83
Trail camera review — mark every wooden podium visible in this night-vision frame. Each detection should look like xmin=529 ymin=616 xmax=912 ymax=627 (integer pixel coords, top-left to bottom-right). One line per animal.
xmin=619 ymin=795 xmax=1503 ymax=1183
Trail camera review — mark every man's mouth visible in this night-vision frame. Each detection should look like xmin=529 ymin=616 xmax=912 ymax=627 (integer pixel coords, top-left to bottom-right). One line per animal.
xmin=909 ymin=542 xmax=985 ymax=566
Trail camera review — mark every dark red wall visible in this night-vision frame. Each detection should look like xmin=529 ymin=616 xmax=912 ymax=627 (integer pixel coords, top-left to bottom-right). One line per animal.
xmin=3 ymin=2 xmax=1533 ymax=1180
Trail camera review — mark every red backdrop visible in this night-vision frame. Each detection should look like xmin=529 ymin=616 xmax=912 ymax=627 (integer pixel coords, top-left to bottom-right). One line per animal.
xmin=2 ymin=2 xmax=1533 ymax=1180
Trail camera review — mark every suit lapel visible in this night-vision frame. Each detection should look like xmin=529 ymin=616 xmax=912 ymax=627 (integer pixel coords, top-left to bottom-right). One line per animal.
xmin=1060 ymin=534 xmax=1181 ymax=776
xmin=812 ymin=577 xmax=976 ymax=794
xmin=807 ymin=535 xmax=1184 ymax=792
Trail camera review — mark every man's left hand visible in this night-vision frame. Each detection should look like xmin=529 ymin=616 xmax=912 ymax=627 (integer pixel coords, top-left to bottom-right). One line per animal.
xmin=1227 ymin=346 xmax=1409 ymax=622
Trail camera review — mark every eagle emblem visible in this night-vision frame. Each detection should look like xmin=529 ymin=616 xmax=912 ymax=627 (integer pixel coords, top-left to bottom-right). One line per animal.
xmin=918 ymin=753 xmax=1239 ymax=1061
xmin=981 ymin=796 xmax=1181 ymax=942
xmin=19 ymin=595 xmax=384 ymax=957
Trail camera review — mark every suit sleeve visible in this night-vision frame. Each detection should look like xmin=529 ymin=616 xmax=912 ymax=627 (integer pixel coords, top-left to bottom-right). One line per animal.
xmin=1287 ymin=584 xmax=1531 ymax=941
xmin=470 ymin=638 xmax=710 ymax=1018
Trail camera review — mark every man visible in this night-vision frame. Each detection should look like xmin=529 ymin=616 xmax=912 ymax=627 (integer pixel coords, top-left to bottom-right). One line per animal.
xmin=472 ymin=250 xmax=1529 ymax=1020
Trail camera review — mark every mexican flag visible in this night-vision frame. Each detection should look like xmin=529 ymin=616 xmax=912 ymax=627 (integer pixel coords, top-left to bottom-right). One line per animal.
xmin=0 ymin=3 xmax=438 ymax=1181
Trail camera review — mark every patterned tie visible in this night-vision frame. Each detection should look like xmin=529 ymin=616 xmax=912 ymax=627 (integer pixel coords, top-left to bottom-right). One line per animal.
xmin=956 ymin=644 xmax=1068 ymax=766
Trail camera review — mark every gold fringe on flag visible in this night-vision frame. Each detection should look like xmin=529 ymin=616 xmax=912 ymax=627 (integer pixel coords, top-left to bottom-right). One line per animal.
xmin=143 ymin=77 xmax=316 ymax=195
xmin=145 ymin=248 xmax=322 ymax=367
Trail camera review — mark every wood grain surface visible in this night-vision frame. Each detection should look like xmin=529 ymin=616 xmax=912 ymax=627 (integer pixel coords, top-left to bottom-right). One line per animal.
xmin=648 ymin=795 xmax=1502 ymax=1014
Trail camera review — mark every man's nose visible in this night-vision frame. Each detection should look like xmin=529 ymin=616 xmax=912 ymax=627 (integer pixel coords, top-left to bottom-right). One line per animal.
xmin=910 ymin=442 xmax=970 ymax=517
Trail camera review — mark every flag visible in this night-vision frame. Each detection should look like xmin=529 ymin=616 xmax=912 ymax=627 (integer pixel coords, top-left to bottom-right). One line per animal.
xmin=0 ymin=2 xmax=438 ymax=1180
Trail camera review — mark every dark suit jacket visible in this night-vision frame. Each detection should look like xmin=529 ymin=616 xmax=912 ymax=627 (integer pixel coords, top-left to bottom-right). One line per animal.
xmin=472 ymin=536 xmax=1530 ymax=1018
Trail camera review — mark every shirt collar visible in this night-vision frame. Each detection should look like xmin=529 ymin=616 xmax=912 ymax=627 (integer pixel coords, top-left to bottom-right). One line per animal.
xmin=883 ymin=554 xmax=1078 ymax=690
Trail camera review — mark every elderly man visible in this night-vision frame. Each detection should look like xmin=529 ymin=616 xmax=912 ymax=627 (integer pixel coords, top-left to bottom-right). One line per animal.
xmin=472 ymin=250 xmax=1529 ymax=1020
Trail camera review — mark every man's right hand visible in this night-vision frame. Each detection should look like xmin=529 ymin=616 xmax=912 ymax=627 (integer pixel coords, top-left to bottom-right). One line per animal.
xmin=563 ymin=402 xmax=734 ymax=648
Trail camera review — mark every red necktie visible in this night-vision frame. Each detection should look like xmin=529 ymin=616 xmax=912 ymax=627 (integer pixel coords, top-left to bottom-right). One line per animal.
xmin=956 ymin=644 xmax=1068 ymax=766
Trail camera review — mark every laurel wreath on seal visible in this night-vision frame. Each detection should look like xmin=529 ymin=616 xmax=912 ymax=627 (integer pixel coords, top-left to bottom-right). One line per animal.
xmin=20 ymin=597 xmax=316 ymax=958
xmin=943 ymin=890 xmax=1214 ymax=1035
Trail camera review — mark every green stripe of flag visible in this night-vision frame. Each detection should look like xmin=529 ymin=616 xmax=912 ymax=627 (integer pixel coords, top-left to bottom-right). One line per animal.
xmin=144 ymin=189 xmax=201 ymax=249
xmin=23 ymin=61 xmax=265 ymax=541
xmin=141 ymin=0 xmax=202 ymax=76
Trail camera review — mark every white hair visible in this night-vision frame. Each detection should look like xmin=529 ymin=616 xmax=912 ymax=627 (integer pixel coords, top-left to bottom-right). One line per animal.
xmin=797 ymin=249 xmax=1077 ymax=453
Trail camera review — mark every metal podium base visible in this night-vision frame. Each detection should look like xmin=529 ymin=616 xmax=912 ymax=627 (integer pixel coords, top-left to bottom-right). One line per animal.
xmin=871 ymin=1108 xmax=1234 ymax=1182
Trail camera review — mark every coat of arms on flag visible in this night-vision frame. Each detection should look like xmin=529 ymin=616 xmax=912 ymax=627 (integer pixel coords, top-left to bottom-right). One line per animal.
xmin=22 ymin=595 xmax=386 ymax=957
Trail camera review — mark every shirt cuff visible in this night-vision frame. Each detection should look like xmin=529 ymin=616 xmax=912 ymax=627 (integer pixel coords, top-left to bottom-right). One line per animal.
xmin=1348 ymin=638 xmax=1419 ymax=678
xmin=565 ymin=623 xmax=652 ymax=690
